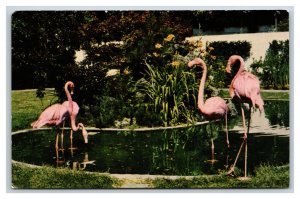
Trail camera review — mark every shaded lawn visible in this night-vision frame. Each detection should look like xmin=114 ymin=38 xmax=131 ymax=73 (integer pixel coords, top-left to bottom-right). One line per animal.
xmin=11 ymin=89 xmax=59 ymax=132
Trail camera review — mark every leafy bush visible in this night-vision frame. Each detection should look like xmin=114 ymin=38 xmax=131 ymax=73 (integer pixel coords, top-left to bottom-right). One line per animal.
xmin=137 ymin=34 xmax=200 ymax=126
xmin=250 ymin=40 xmax=289 ymax=89
xmin=207 ymin=41 xmax=251 ymax=60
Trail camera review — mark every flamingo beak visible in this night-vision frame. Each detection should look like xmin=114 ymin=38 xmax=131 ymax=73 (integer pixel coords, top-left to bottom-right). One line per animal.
xmin=82 ymin=128 xmax=88 ymax=144
xmin=187 ymin=61 xmax=194 ymax=68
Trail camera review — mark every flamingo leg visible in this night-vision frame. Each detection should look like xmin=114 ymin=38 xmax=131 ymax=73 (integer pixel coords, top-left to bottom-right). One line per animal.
xmin=225 ymin=111 xmax=229 ymax=148
xmin=211 ymin=138 xmax=215 ymax=162
xmin=59 ymin=121 xmax=65 ymax=151
xmin=60 ymin=132 xmax=64 ymax=150
xmin=207 ymin=123 xmax=217 ymax=164
xmin=69 ymin=129 xmax=78 ymax=150
xmin=244 ymin=107 xmax=251 ymax=178
xmin=233 ymin=90 xmax=247 ymax=140
xmin=240 ymin=107 xmax=247 ymax=139
xmin=210 ymin=124 xmax=214 ymax=159
xmin=244 ymin=139 xmax=248 ymax=178
xmin=55 ymin=131 xmax=59 ymax=149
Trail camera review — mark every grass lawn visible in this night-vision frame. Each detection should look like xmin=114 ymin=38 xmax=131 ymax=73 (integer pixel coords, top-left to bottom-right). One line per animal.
xmin=11 ymin=89 xmax=59 ymax=132
xmin=12 ymin=162 xmax=289 ymax=189
xmin=151 ymin=165 xmax=289 ymax=189
xmin=12 ymin=163 xmax=120 ymax=189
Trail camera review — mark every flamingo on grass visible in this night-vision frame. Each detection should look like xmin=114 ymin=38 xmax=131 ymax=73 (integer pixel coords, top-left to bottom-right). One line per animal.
xmin=226 ymin=55 xmax=264 ymax=179
xmin=31 ymin=81 xmax=88 ymax=149
xmin=188 ymin=58 xmax=229 ymax=163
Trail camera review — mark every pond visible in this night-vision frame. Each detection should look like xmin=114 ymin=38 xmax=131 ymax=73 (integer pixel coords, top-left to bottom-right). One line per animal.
xmin=12 ymin=100 xmax=289 ymax=176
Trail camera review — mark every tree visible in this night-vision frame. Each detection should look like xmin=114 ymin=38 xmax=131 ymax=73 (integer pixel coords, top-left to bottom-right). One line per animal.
xmin=12 ymin=11 xmax=86 ymax=90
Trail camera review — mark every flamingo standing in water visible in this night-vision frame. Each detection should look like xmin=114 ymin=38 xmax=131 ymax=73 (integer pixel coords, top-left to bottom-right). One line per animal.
xmin=31 ymin=81 xmax=88 ymax=149
xmin=188 ymin=58 xmax=229 ymax=163
xmin=61 ymin=88 xmax=88 ymax=148
xmin=226 ymin=55 xmax=264 ymax=178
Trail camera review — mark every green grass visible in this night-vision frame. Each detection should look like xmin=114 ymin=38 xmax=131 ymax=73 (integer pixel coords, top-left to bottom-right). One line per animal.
xmin=11 ymin=89 xmax=59 ymax=131
xmin=12 ymin=163 xmax=289 ymax=189
xmin=12 ymin=163 xmax=121 ymax=189
xmin=150 ymin=164 xmax=289 ymax=189
xmin=220 ymin=89 xmax=289 ymax=100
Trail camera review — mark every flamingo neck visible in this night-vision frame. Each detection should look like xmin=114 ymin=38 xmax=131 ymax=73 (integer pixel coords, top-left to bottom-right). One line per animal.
xmin=70 ymin=114 xmax=82 ymax=131
xmin=70 ymin=118 xmax=88 ymax=143
xmin=198 ymin=63 xmax=207 ymax=112
xmin=230 ymin=56 xmax=246 ymax=94
xmin=64 ymin=82 xmax=73 ymax=114
xmin=234 ymin=56 xmax=245 ymax=77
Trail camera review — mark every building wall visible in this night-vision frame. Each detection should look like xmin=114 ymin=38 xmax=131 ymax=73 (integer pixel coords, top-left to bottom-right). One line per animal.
xmin=186 ymin=31 xmax=289 ymax=68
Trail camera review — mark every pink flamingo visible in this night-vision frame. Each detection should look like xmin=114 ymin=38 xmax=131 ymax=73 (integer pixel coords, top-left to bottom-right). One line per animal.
xmin=31 ymin=81 xmax=88 ymax=149
xmin=226 ymin=55 xmax=264 ymax=179
xmin=61 ymin=86 xmax=88 ymax=147
xmin=226 ymin=55 xmax=264 ymax=139
xmin=188 ymin=58 xmax=229 ymax=163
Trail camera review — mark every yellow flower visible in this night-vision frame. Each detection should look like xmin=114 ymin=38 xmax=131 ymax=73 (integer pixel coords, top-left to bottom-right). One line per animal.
xmin=164 ymin=34 xmax=175 ymax=42
xmin=210 ymin=55 xmax=217 ymax=60
xmin=171 ymin=61 xmax=180 ymax=68
xmin=123 ymin=68 xmax=130 ymax=75
xmin=208 ymin=46 xmax=214 ymax=51
xmin=198 ymin=40 xmax=203 ymax=48
xmin=153 ymin=52 xmax=160 ymax=57
xmin=155 ymin=43 xmax=163 ymax=49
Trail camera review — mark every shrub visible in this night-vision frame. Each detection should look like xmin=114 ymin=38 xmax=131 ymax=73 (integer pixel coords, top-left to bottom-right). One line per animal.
xmin=207 ymin=41 xmax=251 ymax=60
xmin=250 ymin=40 xmax=289 ymax=89
xmin=136 ymin=34 xmax=200 ymax=127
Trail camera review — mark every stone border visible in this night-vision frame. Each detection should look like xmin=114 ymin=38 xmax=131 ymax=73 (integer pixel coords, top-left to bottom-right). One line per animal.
xmin=11 ymin=120 xmax=215 ymax=135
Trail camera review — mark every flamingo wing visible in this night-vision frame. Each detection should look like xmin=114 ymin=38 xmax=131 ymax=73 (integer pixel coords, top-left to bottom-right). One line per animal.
xmin=232 ymin=71 xmax=264 ymax=111
xmin=31 ymin=104 xmax=69 ymax=128
xmin=201 ymin=97 xmax=228 ymax=118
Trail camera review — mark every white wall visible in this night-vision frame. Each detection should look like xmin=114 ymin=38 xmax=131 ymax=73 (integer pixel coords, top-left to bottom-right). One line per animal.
xmin=186 ymin=32 xmax=289 ymax=68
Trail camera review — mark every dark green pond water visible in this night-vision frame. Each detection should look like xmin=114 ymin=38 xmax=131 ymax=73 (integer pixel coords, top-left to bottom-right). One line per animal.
xmin=12 ymin=100 xmax=289 ymax=176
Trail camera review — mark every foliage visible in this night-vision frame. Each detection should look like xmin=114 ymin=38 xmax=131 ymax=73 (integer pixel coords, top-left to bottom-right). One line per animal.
xmin=136 ymin=34 xmax=200 ymax=127
xmin=264 ymin=100 xmax=289 ymax=127
xmin=97 ymin=74 xmax=142 ymax=127
xmin=207 ymin=41 xmax=251 ymax=60
xmin=81 ymin=11 xmax=193 ymax=79
xmin=75 ymin=11 xmax=193 ymax=127
xmin=12 ymin=11 xmax=85 ymax=90
xmin=250 ymin=40 xmax=289 ymax=89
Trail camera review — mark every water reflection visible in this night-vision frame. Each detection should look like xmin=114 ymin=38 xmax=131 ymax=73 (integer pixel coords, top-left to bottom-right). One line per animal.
xmin=12 ymin=100 xmax=289 ymax=176
xmin=229 ymin=100 xmax=289 ymax=136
